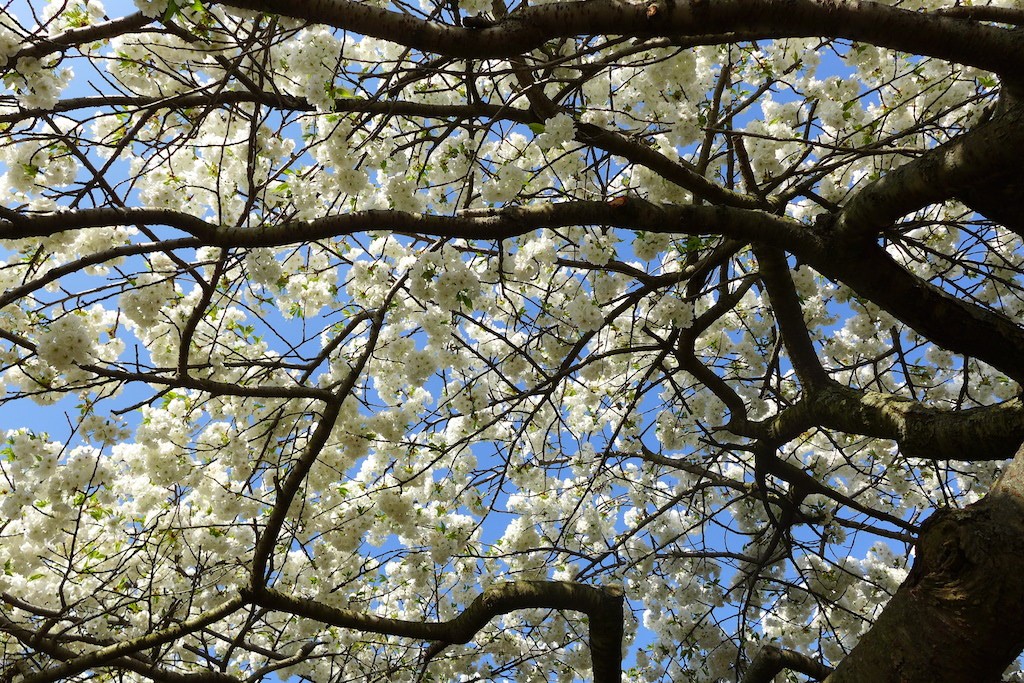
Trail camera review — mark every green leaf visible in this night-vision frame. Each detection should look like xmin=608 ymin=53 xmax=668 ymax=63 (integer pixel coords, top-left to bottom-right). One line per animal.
xmin=162 ymin=0 xmax=180 ymax=23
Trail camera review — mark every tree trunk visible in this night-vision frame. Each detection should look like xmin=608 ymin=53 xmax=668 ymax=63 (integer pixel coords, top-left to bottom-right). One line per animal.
xmin=826 ymin=445 xmax=1024 ymax=683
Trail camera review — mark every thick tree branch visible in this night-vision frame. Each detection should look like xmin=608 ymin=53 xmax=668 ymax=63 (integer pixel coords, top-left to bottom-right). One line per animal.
xmin=4 ymin=201 xmax=1021 ymax=381
xmin=833 ymin=100 xmax=1024 ymax=242
xmin=933 ymin=5 xmax=1024 ymax=24
xmin=753 ymin=245 xmax=828 ymax=387
xmin=0 ymin=201 xmax=809 ymax=250
xmin=9 ymin=12 xmax=151 ymax=63
xmin=818 ymin=242 xmax=1024 ymax=382
xmin=0 ymin=92 xmax=535 ymax=125
xmin=215 ymin=0 xmax=1024 ymax=76
xmin=764 ymin=385 xmax=1024 ymax=462
xmin=249 ymin=581 xmax=624 ymax=683
xmin=741 ymin=644 xmax=833 ymax=683
xmin=825 ymin=442 xmax=1024 ymax=683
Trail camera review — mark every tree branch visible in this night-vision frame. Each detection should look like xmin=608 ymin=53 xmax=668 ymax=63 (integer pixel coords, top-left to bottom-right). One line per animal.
xmin=214 ymin=0 xmax=1024 ymax=76
xmin=833 ymin=99 xmax=1024 ymax=243
xmin=5 ymin=200 xmax=1021 ymax=381
xmin=250 ymin=306 xmax=386 ymax=584
xmin=9 ymin=12 xmax=151 ymax=63
xmin=817 ymin=242 xmax=1024 ymax=383
xmin=0 ymin=201 xmax=809 ymax=251
xmin=0 ymin=91 xmax=535 ymax=125
xmin=8 ymin=596 xmax=245 ymax=683
xmin=249 ymin=581 xmax=624 ymax=683
xmin=741 ymin=644 xmax=833 ymax=683
xmin=825 ymin=443 xmax=1024 ymax=682
xmin=764 ymin=386 xmax=1024 ymax=462
xmin=753 ymin=245 xmax=829 ymax=387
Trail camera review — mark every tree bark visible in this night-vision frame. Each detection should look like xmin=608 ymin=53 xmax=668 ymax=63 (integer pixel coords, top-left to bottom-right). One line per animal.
xmin=741 ymin=645 xmax=833 ymax=683
xmin=250 ymin=581 xmax=624 ymax=683
xmin=825 ymin=444 xmax=1024 ymax=683
xmin=217 ymin=0 xmax=1024 ymax=74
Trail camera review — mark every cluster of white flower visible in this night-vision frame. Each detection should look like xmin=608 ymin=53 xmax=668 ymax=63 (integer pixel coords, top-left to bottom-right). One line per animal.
xmin=133 ymin=0 xmax=170 ymax=18
xmin=535 ymin=112 xmax=576 ymax=151
xmin=42 ymin=0 xmax=105 ymax=32
xmin=271 ymin=25 xmax=349 ymax=110
xmin=0 ymin=430 xmax=61 ymax=516
xmin=120 ymin=271 xmax=177 ymax=330
xmin=0 ymin=1 xmax=1017 ymax=680
xmin=558 ymin=294 xmax=601 ymax=331
xmin=110 ymin=28 xmax=220 ymax=100
xmin=579 ymin=231 xmax=616 ymax=266
xmin=0 ymin=13 xmax=21 ymax=67
xmin=5 ymin=56 xmax=71 ymax=109
xmin=36 ymin=312 xmax=96 ymax=371
xmin=481 ymin=162 xmax=527 ymax=204
xmin=649 ymin=294 xmax=695 ymax=328
xmin=79 ymin=413 xmax=130 ymax=445
xmin=632 ymin=231 xmax=671 ymax=262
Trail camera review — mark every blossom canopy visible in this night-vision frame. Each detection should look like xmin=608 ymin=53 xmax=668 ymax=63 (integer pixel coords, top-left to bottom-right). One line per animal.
xmin=1 ymin=1 xmax=1024 ymax=682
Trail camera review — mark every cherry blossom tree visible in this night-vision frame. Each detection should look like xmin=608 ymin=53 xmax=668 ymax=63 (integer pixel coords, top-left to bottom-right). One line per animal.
xmin=1 ymin=0 xmax=1023 ymax=681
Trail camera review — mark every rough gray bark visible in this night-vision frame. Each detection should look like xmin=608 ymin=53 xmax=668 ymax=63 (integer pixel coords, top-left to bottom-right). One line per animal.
xmin=824 ymin=444 xmax=1024 ymax=683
